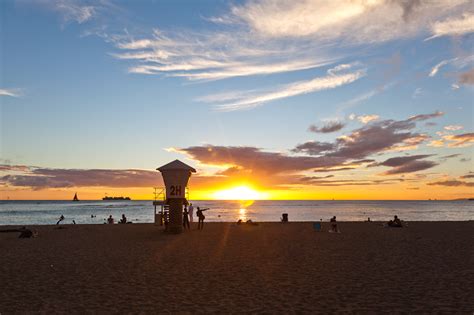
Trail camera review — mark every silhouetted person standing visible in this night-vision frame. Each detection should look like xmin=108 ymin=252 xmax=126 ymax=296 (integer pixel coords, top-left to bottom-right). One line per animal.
xmin=330 ymin=216 xmax=339 ymax=233
xmin=188 ymin=203 xmax=194 ymax=223
xmin=183 ymin=205 xmax=190 ymax=230
xmin=196 ymin=207 xmax=209 ymax=230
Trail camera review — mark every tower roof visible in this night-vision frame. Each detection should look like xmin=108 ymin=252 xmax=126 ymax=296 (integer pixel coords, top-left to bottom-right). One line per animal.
xmin=156 ymin=159 xmax=196 ymax=172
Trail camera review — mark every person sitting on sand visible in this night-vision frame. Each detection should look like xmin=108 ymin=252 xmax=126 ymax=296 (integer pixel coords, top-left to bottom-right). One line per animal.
xmin=107 ymin=215 xmax=114 ymax=224
xmin=119 ymin=214 xmax=127 ymax=224
xmin=246 ymin=219 xmax=259 ymax=226
xmin=196 ymin=207 xmax=209 ymax=230
xmin=330 ymin=216 xmax=339 ymax=233
xmin=56 ymin=215 xmax=65 ymax=225
xmin=183 ymin=205 xmax=190 ymax=230
xmin=388 ymin=215 xmax=403 ymax=227
xmin=18 ymin=227 xmax=38 ymax=238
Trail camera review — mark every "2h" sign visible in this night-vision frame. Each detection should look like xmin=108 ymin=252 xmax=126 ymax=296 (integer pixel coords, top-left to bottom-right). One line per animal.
xmin=169 ymin=185 xmax=183 ymax=197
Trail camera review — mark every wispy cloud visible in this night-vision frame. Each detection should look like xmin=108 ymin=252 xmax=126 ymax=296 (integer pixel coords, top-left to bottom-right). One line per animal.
xmin=446 ymin=133 xmax=474 ymax=147
xmin=298 ymin=177 xmax=402 ymax=187
xmin=429 ymin=59 xmax=455 ymax=77
xmin=428 ymin=55 xmax=473 ymax=80
xmin=444 ymin=125 xmax=463 ymax=131
xmin=427 ymin=13 xmax=474 ymax=40
xmin=412 ymin=87 xmax=423 ymax=99
xmin=109 ymin=0 xmax=472 ymax=85
xmin=460 ymin=172 xmax=474 ymax=179
xmin=340 ymin=90 xmax=379 ymax=111
xmin=230 ymin=0 xmax=471 ymax=43
xmin=337 ymin=82 xmax=393 ymax=114
xmin=428 ymin=132 xmax=474 ymax=148
xmin=169 ymin=60 xmax=332 ymax=82
xmin=308 ymin=121 xmax=345 ymax=133
xmin=0 ymin=88 xmax=23 ymax=98
xmin=203 ymin=64 xmax=366 ymax=111
xmin=113 ymin=28 xmax=336 ymax=81
xmin=358 ymin=114 xmax=380 ymax=124
xmin=55 ymin=0 xmax=95 ymax=24
xmin=34 ymin=0 xmax=97 ymax=25
xmin=427 ymin=179 xmax=474 ymax=187
xmin=349 ymin=114 xmax=379 ymax=124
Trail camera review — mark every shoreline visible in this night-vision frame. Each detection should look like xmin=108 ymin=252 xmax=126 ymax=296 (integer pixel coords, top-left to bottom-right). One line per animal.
xmin=1 ymin=219 xmax=473 ymax=228
xmin=2 ymin=199 xmax=473 ymax=201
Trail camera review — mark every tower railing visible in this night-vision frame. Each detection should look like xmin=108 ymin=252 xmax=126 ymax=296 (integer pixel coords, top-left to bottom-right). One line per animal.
xmin=152 ymin=186 xmax=191 ymax=226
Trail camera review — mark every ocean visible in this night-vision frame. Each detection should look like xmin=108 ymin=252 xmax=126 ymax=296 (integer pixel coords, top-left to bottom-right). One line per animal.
xmin=0 ymin=200 xmax=472 ymax=225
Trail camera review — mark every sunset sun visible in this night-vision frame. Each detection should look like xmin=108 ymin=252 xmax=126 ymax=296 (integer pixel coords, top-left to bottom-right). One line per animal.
xmin=212 ymin=186 xmax=268 ymax=200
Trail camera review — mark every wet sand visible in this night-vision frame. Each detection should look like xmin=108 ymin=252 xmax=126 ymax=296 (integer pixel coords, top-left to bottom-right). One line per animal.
xmin=1 ymin=222 xmax=473 ymax=313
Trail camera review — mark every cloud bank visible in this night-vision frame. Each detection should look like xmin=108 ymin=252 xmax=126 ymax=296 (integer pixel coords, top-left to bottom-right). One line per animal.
xmin=1 ymin=167 xmax=161 ymax=190
xmin=0 ymin=112 xmax=455 ymax=190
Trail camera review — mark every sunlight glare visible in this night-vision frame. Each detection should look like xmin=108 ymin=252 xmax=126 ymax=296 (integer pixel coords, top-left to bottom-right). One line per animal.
xmin=212 ymin=186 xmax=268 ymax=200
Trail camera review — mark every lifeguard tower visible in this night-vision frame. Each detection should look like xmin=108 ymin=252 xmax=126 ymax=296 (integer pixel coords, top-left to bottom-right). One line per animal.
xmin=156 ymin=159 xmax=196 ymax=234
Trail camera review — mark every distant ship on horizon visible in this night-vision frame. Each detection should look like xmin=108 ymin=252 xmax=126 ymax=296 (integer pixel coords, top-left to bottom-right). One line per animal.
xmin=73 ymin=193 xmax=79 ymax=201
xmin=102 ymin=196 xmax=131 ymax=201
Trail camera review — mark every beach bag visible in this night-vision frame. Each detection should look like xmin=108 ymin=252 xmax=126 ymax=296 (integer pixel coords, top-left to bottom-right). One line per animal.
xmin=313 ymin=222 xmax=321 ymax=231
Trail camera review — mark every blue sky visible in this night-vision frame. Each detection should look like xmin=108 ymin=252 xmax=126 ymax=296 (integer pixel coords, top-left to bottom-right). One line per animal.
xmin=1 ymin=0 xmax=473 ymax=199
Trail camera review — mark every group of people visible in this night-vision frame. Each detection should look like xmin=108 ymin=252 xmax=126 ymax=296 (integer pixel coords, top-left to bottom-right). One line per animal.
xmin=106 ymin=214 xmax=129 ymax=224
xmin=182 ymin=203 xmax=209 ymax=230
xmin=56 ymin=214 xmax=130 ymax=225
xmin=324 ymin=215 xmax=404 ymax=233
xmin=56 ymin=215 xmax=76 ymax=225
xmin=56 ymin=211 xmax=403 ymax=230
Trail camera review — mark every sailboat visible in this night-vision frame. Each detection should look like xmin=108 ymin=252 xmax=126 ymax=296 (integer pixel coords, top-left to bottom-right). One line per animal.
xmin=73 ymin=193 xmax=79 ymax=201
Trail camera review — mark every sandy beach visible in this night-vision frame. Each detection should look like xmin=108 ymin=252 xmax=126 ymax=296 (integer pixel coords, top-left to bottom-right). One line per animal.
xmin=1 ymin=222 xmax=473 ymax=313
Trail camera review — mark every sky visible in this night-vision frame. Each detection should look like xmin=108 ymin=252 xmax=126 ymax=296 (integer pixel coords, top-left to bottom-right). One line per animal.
xmin=0 ymin=0 xmax=473 ymax=200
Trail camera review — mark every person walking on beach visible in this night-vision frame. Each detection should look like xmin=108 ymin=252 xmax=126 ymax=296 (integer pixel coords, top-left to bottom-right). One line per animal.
xmin=196 ymin=207 xmax=209 ymax=230
xmin=56 ymin=215 xmax=65 ymax=225
xmin=183 ymin=205 xmax=190 ymax=230
xmin=330 ymin=216 xmax=339 ymax=233
xmin=188 ymin=203 xmax=194 ymax=223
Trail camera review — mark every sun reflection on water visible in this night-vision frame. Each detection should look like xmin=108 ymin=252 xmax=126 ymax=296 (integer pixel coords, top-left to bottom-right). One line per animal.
xmin=238 ymin=208 xmax=247 ymax=221
xmin=237 ymin=200 xmax=254 ymax=221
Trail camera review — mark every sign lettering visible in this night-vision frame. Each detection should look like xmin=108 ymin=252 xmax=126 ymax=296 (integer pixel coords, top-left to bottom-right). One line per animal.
xmin=169 ymin=185 xmax=182 ymax=197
